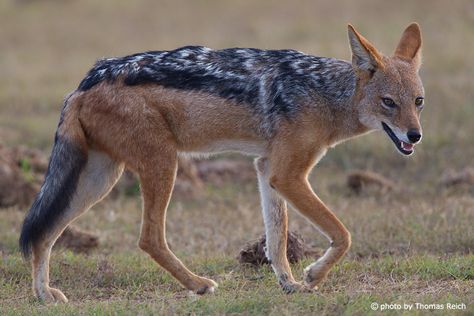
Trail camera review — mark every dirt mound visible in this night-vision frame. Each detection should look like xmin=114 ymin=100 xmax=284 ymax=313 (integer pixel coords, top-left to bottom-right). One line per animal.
xmin=196 ymin=159 xmax=255 ymax=185
xmin=439 ymin=167 xmax=474 ymax=187
xmin=0 ymin=144 xmax=46 ymax=207
xmin=347 ymin=170 xmax=396 ymax=194
xmin=238 ymin=231 xmax=320 ymax=266
xmin=54 ymin=226 xmax=99 ymax=253
xmin=172 ymin=157 xmax=206 ymax=197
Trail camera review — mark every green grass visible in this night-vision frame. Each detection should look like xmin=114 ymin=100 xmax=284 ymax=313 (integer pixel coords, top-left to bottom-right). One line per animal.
xmin=1 ymin=182 xmax=473 ymax=315
xmin=1 ymin=252 xmax=473 ymax=315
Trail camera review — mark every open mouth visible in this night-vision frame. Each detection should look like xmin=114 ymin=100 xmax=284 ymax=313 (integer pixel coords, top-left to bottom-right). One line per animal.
xmin=381 ymin=122 xmax=414 ymax=156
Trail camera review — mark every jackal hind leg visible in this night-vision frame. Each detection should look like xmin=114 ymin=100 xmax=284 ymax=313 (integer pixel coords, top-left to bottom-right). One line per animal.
xmin=32 ymin=150 xmax=124 ymax=303
xmin=137 ymin=149 xmax=217 ymax=294
xmin=255 ymin=157 xmax=313 ymax=293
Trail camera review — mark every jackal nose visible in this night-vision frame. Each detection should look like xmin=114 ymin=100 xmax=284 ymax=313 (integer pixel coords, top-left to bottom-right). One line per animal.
xmin=407 ymin=129 xmax=422 ymax=143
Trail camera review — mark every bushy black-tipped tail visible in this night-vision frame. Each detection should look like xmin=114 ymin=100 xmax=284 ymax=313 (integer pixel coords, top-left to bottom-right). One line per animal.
xmin=19 ymin=98 xmax=87 ymax=258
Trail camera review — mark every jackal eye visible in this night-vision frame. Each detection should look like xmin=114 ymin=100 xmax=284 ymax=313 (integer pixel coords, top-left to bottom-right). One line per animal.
xmin=415 ymin=97 xmax=424 ymax=107
xmin=381 ymin=97 xmax=396 ymax=108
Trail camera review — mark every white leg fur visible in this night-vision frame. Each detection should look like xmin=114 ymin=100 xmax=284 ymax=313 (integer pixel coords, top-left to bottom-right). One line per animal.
xmin=255 ymin=157 xmax=311 ymax=293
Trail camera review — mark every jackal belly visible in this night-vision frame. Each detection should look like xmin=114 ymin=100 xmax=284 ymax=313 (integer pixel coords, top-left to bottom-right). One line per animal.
xmin=181 ymin=139 xmax=267 ymax=157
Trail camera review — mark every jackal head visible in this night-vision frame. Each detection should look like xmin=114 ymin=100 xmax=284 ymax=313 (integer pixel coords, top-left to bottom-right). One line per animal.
xmin=348 ymin=23 xmax=424 ymax=156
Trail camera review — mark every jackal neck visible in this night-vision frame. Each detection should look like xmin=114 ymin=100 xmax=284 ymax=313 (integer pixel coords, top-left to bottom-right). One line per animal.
xmin=310 ymin=72 xmax=374 ymax=146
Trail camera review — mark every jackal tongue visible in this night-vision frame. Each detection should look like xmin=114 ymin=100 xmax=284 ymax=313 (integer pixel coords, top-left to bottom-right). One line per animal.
xmin=401 ymin=141 xmax=414 ymax=151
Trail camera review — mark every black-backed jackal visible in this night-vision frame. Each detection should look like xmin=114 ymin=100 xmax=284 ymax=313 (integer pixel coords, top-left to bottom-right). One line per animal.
xmin=20 ymin=23 xmax=424 ymax=302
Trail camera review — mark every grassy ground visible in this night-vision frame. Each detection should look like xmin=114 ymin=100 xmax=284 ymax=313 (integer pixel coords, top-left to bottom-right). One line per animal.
xmin=1 ymin=0 xmax=473 ymax=315
xmin=1 ymin=178 xmax=473 ymax=315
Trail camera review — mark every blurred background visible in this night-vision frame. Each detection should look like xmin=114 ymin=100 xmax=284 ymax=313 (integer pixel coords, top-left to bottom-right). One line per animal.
xmin=1 ymin=0 xmax=474 ymax=170
xmin=0 ymin=0 xmax=473 ymax=314
xmin=0 ymin=0 xmax=474 ymax=164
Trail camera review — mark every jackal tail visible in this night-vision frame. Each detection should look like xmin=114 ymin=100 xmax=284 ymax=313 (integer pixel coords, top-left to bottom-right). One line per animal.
xmin=19 ymin=94 xmax=88 ymax=258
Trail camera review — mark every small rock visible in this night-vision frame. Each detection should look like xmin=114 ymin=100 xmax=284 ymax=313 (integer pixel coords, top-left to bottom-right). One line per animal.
xmin=347 ymin=170 xmax=396 ymax=194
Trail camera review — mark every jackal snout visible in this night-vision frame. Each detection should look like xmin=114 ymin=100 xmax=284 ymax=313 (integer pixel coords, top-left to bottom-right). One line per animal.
xmin=406 ymin=128 xmax=422 ymax=144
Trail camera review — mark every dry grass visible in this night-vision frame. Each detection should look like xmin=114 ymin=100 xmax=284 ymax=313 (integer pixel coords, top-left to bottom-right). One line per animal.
xmin=1 ymin=183 xmax=473 ymax=315
xmin=0 ymin=0 xmax=473 ymax=314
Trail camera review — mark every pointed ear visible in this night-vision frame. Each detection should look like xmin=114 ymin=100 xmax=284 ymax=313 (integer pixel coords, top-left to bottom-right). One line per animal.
xmin=347 ymin=24 xmax=384 ymax=74
xmin=394 ymin=22 xmax=422 ymax=70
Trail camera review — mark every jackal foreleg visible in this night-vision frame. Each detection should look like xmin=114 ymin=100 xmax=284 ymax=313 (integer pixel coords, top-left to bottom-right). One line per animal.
xmin=255 ymin=157 xmax=311 ymax=293
xmin=268 ymin=146 xmax=351 ymax=289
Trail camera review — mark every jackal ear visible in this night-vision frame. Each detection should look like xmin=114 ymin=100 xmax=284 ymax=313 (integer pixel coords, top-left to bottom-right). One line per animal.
xmin=348 ymin=24 xmax=384 ymax=75
xmin=394 ymin=22 xmax=422 ymax=71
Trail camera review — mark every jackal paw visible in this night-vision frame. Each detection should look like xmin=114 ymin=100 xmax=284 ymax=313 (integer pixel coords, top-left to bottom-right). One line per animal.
xmin=280 ymin=280 xmax=315 ymax=294
xmin=36 ymin=287 xmax=68 ymax=304
xmin=303 ymin=265 xmax=328 ymax=289
xmin=191 ymin=277 xmax=218 ymax=295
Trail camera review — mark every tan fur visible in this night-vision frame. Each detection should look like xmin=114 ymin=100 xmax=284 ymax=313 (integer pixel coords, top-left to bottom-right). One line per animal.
xmin=394 ymin=22 xmax=422 ymax=69
xmin=348 ymin=24 xmax=385 ymax=71
xmin=30 ymin=23 xmax=424 ymax=302
xmin=78 ymin=83 xmax=264 ymax=161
